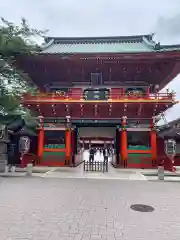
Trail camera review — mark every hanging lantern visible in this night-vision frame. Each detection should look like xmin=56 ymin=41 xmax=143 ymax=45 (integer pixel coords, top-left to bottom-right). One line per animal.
xmin=164 ymin=139 xmax=176 ymax=158
xmin=65 ymin=116 xmax=71 ymax=130
xmin=164 ymin=139 xmax=176 ymax=171
xmin=0 ymin=125 xmax=6 ymax=140
xmin=19 ymin=136 xmax=30 ymax=155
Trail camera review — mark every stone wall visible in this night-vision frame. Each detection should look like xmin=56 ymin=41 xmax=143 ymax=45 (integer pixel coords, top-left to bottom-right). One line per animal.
xmin=0 ymin=126 xmax=9 ymax=172
xmin=0 ymin=144 xmax=7 ymax=172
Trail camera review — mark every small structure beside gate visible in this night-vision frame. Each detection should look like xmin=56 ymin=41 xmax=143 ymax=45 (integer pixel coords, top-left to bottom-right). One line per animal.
xmin=158 ymin=119 xmax=180 ymax=171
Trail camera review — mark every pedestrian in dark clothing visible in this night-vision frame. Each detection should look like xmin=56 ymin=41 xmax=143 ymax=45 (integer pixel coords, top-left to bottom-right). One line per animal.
xmin=103 ymin=148 xmax=108 ymax=162
xmin=89 ymin=148 xmax=95 ymax=163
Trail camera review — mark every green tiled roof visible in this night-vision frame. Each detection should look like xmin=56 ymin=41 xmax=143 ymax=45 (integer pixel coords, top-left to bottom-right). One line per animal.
xmin=41 ymin=34 xmax=180 ymax=54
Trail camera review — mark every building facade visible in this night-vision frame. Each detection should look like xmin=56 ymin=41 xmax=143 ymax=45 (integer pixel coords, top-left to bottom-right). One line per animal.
xmin=16 ymin=34 xmax=180 ymax=168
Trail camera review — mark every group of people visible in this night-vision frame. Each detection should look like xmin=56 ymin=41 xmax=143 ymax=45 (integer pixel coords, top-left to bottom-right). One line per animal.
xmin=89 ymin=147 xmax=112 ymax=162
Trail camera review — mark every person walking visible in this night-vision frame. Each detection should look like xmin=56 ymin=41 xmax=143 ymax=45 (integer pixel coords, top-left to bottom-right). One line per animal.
xmin=99 ymin=148 xmax=102 ymax=154
xmin=103 ymin=148 xmax=108 ymax=162
xmin=102 ymin=147 xmax=109 ymax=172
xmin=89 ymin=147 xmax=95 ymax=163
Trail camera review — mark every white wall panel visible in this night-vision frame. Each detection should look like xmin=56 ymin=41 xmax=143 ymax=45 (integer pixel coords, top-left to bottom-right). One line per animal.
xmin=79 ymin=127 xmax=116 ymax=138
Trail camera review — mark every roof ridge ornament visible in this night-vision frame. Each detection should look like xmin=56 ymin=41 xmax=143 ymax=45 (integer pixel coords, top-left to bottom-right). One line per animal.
xmin=41 ymin=39 xmax=54 ymax=50
xmin=151 ymin=32 xmax=155 ymax=38
xmin=155 ymin=42 xmax=161 ymax=50
xmin=142 ymin=34 xmax=157 ymax=49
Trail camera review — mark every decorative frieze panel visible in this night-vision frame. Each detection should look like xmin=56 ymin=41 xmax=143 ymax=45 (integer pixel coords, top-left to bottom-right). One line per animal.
xmin=125 ymin=87 xmax=146 ymax=97
xmin=83 ymin=88 xmax=110 ymax=100
xmin=48 ymin=87 xmax=69 ymax=96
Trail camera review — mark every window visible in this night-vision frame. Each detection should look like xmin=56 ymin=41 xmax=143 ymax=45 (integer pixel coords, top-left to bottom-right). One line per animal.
xmin=44 ymin=130 xmax=65 ymax=148
xmin=127 ymin=131 xmax=150 ymax=149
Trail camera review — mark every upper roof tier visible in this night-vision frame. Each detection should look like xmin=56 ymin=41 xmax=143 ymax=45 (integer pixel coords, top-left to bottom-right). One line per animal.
xmin=41 ymin=34 xmax=180 ymax=54
xmin=14 ymin=34 xmax=180 ymax=91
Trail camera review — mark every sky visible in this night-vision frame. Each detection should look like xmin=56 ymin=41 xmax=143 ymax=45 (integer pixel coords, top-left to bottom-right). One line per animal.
xmin=1 ymin=0 xmax=180 ymax=124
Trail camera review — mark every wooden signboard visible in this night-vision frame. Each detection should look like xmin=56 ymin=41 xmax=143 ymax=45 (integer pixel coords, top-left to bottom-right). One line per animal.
xmin=83 ymin=88 xmax=110 ymax=100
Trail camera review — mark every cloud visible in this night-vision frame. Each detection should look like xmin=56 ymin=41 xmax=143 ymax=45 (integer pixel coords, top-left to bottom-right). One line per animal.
xmin=155 ymin=13 xmax=180 ymax=44
xmin=157 ymin=15 xmax=180 ymax=36
xmin=0 ymin=0 xmax=177 ymax=37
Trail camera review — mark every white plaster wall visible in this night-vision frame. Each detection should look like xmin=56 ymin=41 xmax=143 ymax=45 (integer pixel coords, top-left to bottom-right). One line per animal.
xmin=78 ymin=127 xmax=116 ymax=138
xmin=176 ymin=143 xmax=180 ymax=154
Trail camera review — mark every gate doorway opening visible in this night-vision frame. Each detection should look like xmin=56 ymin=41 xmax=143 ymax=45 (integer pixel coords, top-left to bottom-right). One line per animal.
xmin=72 ymin=124 xmax=121 ymax=167
xmin=77 ymin=126 xmax=116 ymax=163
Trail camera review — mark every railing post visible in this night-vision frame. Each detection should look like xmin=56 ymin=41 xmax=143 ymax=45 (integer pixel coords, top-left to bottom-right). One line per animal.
xmin=24 ymin=89 xmax=175 ymax=105
xmin=83 ymin=160 xmax=108 ymax=173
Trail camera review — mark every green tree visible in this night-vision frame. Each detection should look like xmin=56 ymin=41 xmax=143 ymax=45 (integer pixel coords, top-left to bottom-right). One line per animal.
xmin=0 ymin=18 xmax=47 ymax=129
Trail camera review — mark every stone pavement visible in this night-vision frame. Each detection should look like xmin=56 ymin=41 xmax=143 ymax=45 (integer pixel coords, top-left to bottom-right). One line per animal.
xmin=40 ymin=164 xmax=146 ymax=181
xmin=2 ymin=165 xmax=180 ymax=181
xmin=0 ymin=178 xmax=180 ymax=239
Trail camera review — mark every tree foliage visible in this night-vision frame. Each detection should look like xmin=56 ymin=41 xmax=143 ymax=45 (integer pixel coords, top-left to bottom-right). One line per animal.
xmin=0 ymin=18 xmax=47 ymax=127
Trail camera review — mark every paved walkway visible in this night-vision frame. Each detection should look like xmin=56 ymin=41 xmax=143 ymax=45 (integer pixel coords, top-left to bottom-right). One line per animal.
xmin=0 ymin=177 xmax=180 ymax=239
xmin=40 ymin=163 xmax=146 ymax=180
xmin=2 ymin=164 xmax=180 ymax=181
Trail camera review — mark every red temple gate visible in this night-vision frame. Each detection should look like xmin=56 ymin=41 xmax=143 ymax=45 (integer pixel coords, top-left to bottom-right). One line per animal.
xmin=15 ymin=34 xmax=180 ymax=168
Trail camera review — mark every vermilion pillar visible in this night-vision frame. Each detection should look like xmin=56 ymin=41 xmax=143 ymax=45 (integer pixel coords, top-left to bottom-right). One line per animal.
xmin=71 ymin=129 xmax=75 ymax=165
xmin=150 ymin=118 xmax=157 ymax=166
xmin=65 ymin=128 xmax=71 ymax=164
xmin=151 ymin=130 xmax=157 ymax=164
xmin=71 ymin=129 xmax=74 ymax=154
xmin=121 ymin=116 xmax=128 ymax=167
xmin=151 ymin=130 xmax=157 ymax=159
xmin=38 ymin=116 xmax=44 ymax=163
xmin=65 ymin=116 xmax=71 ymax=165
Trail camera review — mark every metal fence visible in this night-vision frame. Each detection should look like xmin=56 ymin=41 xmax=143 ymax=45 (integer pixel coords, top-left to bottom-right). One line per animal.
xmin=83 ymin=160 xmax=108 ymax=172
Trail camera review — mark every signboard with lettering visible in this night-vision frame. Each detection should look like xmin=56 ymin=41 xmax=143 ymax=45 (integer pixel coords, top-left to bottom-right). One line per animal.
xmin=83 ymin=88 xmax=110 ymax=100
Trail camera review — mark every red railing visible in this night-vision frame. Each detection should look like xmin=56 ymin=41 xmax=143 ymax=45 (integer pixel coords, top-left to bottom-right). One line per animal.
xmin=23 ymin=92 xmax=176 ymax=102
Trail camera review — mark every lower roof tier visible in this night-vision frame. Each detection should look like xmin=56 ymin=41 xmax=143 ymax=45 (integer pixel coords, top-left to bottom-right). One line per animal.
xmin=24 ymin=102 xmax=174 ymax=119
